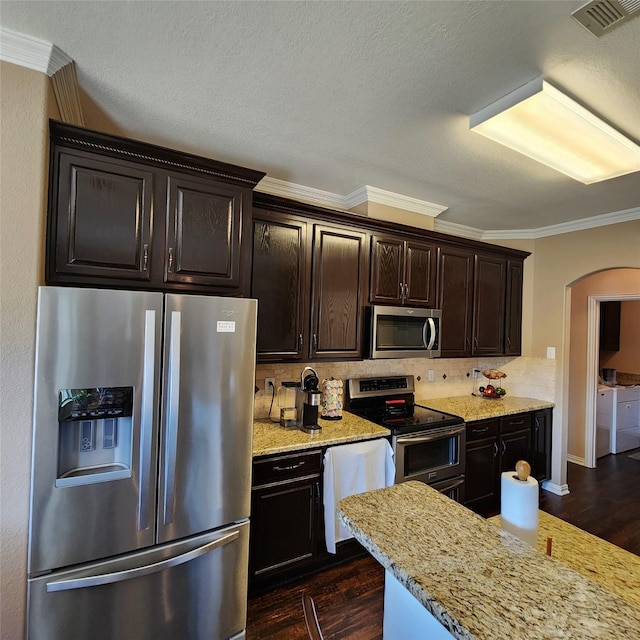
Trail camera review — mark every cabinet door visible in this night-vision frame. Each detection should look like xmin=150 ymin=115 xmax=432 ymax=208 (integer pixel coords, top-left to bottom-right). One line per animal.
xmin=50 ymin=151 xmax=154 ymax=282
xmin=250 ymin=477 xmax=320 ymax=578
xmin=404 ymin=240 xmax=436 ymax=307
xmin=465 ymin=435 xmax=500 ymax=512
xmin=310 ymin=225 xmax=368 ymax=359
xmin=473 ymin=254 xmax=506 ymax=356
xmin=437 ymin=246 xmax=474 ymax=357
xmin=532 ymin=409 xmax=552 ymax=481
xmin=600 ymin=301 xmax=621 ymax=351
xmin=505 ymin=260 xmax=524 ymax=355
xmin=500 ymin=428 xmax=532 ymax=474
xmin=164 ymin=173 xmax=249 ymax=290
xmin=251 ymin=213 xmax=310 ymax=361
xmin=370 ymin=234 xmax=404 ymax=305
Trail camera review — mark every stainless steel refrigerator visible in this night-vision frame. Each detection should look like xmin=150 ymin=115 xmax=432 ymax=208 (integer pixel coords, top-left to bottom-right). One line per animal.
xmin=27 ymin=286 xmax=257 ymax=640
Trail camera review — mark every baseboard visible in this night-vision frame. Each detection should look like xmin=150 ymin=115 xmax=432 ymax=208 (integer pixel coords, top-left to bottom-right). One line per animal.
xmin=567 ymin=454 xmax=585 ymax=466
xmin=541 ymin=480 xmax=570 ymax=496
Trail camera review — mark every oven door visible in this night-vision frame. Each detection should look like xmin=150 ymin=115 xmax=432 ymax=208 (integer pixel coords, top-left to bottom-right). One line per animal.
xmin=393 ymin=424 xmax=465 ymax=485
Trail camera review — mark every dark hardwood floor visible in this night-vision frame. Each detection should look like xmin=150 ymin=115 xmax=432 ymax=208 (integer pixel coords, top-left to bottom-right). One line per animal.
xmin=246 ymin=449 xmax=640 ymax=639
xmin=538 ymin=448 xmax=640 ymax=555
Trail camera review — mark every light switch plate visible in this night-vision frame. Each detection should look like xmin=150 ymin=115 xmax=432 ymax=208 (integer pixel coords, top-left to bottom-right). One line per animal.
xmin=546 ymin=346 xmax=556 ymax=359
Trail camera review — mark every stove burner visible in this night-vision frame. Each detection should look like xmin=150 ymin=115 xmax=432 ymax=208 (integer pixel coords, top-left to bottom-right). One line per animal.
xmin=346 ymin=375 xmax=463 ymax=435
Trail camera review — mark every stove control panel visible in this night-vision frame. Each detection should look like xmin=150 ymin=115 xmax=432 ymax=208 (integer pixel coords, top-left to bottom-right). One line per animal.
xmin=347 ymin=375 xmax=415 ymax=399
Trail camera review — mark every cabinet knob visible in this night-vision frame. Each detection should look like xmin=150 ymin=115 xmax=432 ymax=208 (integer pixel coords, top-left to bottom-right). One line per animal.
xmin=312 ymin=334 xmax=318 ymax=350
xmin=298 ymin=333 xmax=303 ymax=349
xmin=143 ymin=244 xmax=149 ymax=271
xmin=167 ymin=247 xmax=174 ymax=272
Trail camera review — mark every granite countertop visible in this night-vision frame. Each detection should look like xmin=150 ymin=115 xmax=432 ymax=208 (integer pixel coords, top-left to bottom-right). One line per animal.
xmin=489 ymin=511 xmax=640 ymax=609
xmin=338 ymin=481 xmax=640 ymax=640
xmin=253 ymin=411 xmax=390 ymax=457
xmin=417 ymin=395 xmax=554 ymax=422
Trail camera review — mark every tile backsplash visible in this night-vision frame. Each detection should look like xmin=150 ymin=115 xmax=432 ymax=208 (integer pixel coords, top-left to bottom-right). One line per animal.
xmin=254 ymin=356 xmax=556 ymax=419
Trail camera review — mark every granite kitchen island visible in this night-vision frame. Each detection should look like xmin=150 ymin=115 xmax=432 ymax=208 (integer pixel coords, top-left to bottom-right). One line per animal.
xmin=338 ymin=481 xmax=640 ymax=640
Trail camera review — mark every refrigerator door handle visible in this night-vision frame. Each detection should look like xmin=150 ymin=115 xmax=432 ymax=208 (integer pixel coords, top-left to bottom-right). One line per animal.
xmin=45 ymin=530 xmax=240 ymax=593
xmin=138 ymin=309 xmax=157 ymax=531
xmin=163 ymin=310 xmax=182 ymax=525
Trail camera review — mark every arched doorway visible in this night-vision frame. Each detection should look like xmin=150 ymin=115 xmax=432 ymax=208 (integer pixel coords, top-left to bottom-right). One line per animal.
xmin=566 ymin=268 xmax=640 ymax=470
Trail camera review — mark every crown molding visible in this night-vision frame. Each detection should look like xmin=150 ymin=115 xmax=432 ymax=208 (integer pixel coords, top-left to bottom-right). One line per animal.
xmin=257 ymin=177 xmax=447 ymax=218
xmin=476 ymin=206 xmax=640 ymax=240
xmin=432 ymin=219 xmax=485 ymax=241
xmin=344 ymin=185 xmax=447 ymax=217
xmin=0 ymin=27 xmax=71 ymax=76
xmin=50 ymin=62 xmax=85 ymax=126
xmin=256 ymin=176 xmax=347 ymax=210
xmin=259 ymin=176 xmax=639 ymax=240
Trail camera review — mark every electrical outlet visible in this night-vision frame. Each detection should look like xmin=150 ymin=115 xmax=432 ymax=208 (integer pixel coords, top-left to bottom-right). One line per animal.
xmin=472 ymin=368 xmax=480 ymax=379
xmin=265 ymin=378 xmax=275 ymax=392
xmin=428 ymin=370 xmax=434 ymax=382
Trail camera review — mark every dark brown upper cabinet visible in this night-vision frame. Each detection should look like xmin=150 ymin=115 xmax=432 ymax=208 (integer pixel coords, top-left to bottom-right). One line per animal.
xmin=438 ymin=245 xmax=525 ymax=358
xmin=310 ymin=225 xmax=368 ymax=360
xmin=599 ymin=301 xmax=621 ymax=351
xmin=46 ymin=120 xmax=265 ymax=295
xmin=251 ymin=202 xmax=368 ymax=362
xmin=437 ymin=246 xmax=475 ymax=357
xmin=251 ymin=210 xmax=310 ymax=361
xmin=52 ymin=150 xmax=155 ymax=282
xmin=472 ymin=254 xmax=507 ymax=356
xmin=505 ymin=260 xmax=524 ymax=355
xmin=164 ymin=173 xmax=247 ymax=289
xmin=370 ymin=234 xmax=436 ymax=307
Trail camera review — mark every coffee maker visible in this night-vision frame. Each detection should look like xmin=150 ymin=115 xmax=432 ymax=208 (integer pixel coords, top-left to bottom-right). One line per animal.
xmin=296 ymin=367 xmax=322 ymax=434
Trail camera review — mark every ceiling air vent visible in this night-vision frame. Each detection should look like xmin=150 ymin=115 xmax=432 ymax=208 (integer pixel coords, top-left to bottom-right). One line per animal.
xmin=572 ymin=0 xmax=640 ymax=37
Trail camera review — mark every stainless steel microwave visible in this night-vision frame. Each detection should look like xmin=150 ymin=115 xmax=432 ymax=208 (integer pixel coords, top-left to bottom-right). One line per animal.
xmin=369 ymin=305 xmax=441 ymax=359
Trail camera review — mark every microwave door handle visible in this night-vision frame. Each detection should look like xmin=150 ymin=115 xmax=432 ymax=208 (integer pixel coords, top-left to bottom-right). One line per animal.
xmin=426 ymin=317 xmax=436 ymax=350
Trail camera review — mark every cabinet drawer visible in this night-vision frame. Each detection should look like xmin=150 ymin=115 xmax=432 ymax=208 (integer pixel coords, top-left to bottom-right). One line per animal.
xmin=466 ymin=419 xmax=499 ymax=441
xmin=500 ymin=413 xmax=532 ymax=434
xmin=253 ymin=450 xmax=323 ymax=487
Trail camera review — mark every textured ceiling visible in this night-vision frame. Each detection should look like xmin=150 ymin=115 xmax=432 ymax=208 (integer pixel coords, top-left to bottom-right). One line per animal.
xmin=2 ymin=0 xmax=639 ymax=231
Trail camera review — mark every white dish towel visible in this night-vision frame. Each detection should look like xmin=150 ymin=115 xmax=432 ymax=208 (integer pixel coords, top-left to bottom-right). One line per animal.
xmin=323 ymin=439 xmax=395 ymax=554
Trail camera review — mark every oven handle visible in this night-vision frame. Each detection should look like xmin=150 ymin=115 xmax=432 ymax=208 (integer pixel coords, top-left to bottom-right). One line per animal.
xmin=396 ymin=425 xmax=464 ymax=445
xmin=433 ymin=476 xmax=465 ymax=492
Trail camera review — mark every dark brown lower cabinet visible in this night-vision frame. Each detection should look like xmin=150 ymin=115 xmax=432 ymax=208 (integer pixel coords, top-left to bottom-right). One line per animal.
xmin=465 ymin=419 xmax=500 ymax=512
xmin=249 ymin=450 xmax=322 ymax=591
xmin=532 ymin=408 xmax=553 ymax=481
xmin=249 ymin=446 xmax=370 ymax=594
xmin=465 ymin=411 xmax=549 ymax=516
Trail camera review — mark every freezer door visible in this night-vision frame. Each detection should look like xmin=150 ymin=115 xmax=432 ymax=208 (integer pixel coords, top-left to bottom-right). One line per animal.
xmin=28 ymin=287 xmax=163 ymax=574
xmin=27 ymin=521 xmax=250 ymax=640
xmin=157 ymin=295 xmax=257 ymax=543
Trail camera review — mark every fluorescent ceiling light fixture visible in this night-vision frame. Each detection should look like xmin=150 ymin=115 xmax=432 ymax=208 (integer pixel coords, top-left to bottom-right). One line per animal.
xmin=470 ymin=77 xmax=640 ymax=184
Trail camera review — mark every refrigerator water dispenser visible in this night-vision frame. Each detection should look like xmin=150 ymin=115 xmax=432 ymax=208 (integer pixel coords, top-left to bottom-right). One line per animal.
xmin=56 ymin=386 xmax=134 ymax=487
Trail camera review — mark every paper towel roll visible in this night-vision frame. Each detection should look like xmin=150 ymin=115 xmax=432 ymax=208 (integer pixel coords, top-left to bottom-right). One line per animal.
xmin=500 ymin=472 xmax=539 ymax=547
